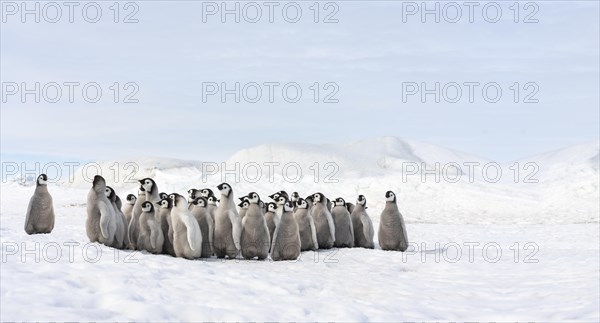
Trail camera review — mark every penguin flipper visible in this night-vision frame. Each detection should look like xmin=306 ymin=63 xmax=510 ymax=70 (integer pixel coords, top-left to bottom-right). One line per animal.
xmin=149 ymin=219 xmax=157 ymax=250
xmin=208 ymin=214 xmax=215 ymax=254
xmin=228 ymin=210 xmax=242 ymax=250
xmin=362 ymin=213 xmax=374 ymax=241
xmin=24 ymin=197 xmax=35 ymax=234
xmin=325 ymin=210 xmax=336 ymax=241
xmin=308 ymin=215 xmax=319 ymax=249
xmin=270 ymin=225 xmax=280 ymax=259
xmin=99 ymin=201 xmax=114 ymax=240
xmin=181 ymin=214 xmax=201 ymax=251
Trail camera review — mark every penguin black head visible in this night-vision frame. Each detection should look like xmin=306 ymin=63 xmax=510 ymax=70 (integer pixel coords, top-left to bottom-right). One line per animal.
xmin=126 ymin=194 xmax=137 ymax=204
xmin=36 ymin=174 xmax=48 ymax=186
xmin=207 ymin=195 xmax=219 ymax=205
xmin=276 ymin=195 xmax=288 ymax=205
xmin=168 ymin=193 xmax=176 ymax=202
xmin=283 ymin=200 xmax=294 ymax=212
xmin=296 ymin=198 xmax=308 ymax=209
xmin=156 ymin=198 xmax=172 ymax=209
xmin=385 ymin=191 xmax=396 ymax=203
xmin=92 ymin=175 xmax=105 ymax=187
xmin=357 ymin=195 xmax=366 ymax=206
xmin=139 ymin=178 xmax=156 ymax=194
xmin=200 ymin=188 xmax=214 ymax=198
xmin=193 ymin=196 xmax=207 ymax=207
xmin=266 ymin=202 xmax=277 ymax=212
xmin=239 ymin=196 xmax=248 ymax=202
xmin=304 ymin=195 xmax=313 ymax=205
xmin=217 ymin=183 xmax=232 ymax=197
xmin=159 ymin=192 xmax=169 ymax=200
xmin=104 ymin=186 xmax=116 ymax=201
xmin=171 ymin=193 xmax=187 ymax=207
xmin=247 ymin=192 xmax=260 ymax=204
xmin=188 ymin=188 xmax=198 ymax=200
xmin=278 ymin=191 xmax=289 ymax=199
xmin=141 ymin=201 xmax=154 ymax=212
xmin=291 ymin=192 xmax=299 ymax=201
xmin=312 ymin=192 xmax=324 ymax=203
xmin=268 ymin=192 xmax=280 ymax=201
xmin=334 ymin=197 xmax=345 ymax=206
xmin=238 ymin=200 xmax=250 ymax=209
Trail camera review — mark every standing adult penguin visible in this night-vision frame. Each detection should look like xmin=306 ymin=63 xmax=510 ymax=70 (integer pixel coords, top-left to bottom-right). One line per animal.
xmin=86 ymin=175 xmax=117 ymax=246
xmin=213 ymin=183 xmax=242 ymax=259
xmin=378 ymin=191 xmax=409 ymax=251
xmin=121 ymin=194 xmax=136 ymax=227
xmin=170 ymin=193 xmax=202 ymax=259
xmin=351 ymin=195 xmax=374 ymax=249
xmin=105 ymin=186 xmax=127 ymax=249
xmin=311 ymin=192 xmax=335 ymax=249
xmin=331 ymin=197 xmax=354 ymax=248
xmin=270 ymin=200 xmax=301 ymax=261
xmin=138 ymin=201 xmax=165 ymax=254
xmin=24 ymin=174 xmax=55 ymax=235
xmin=156 ymin=197 xmax=176 ymax=256
xmin=293 ymin=198 xmax=319 ymax=251
xmin=191 ymin=197 xmax=214 ymax=258
xmin=263 ymin=202 xmax=279 ymax=246
xmin=240 ymin=192 xmax=270 ymax=260
xmin=129 ymin=186 xmax=146 ymax=249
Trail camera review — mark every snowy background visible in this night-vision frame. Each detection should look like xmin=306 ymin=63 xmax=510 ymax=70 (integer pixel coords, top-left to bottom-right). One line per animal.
xmin=1 ymin=137 xmax=599 ymax=321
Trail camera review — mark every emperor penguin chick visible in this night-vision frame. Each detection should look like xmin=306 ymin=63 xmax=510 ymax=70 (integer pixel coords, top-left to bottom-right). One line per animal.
xmin=238 ymin=195 xmax=249 ymax=220
xmin=138 ymin=201 xmax=165 ymax=254
xmin=351 ymin=195 xmax=374 ymax=249
xmin=191 ymin=197 xmax=215 ymax=258
xmin=240 ymin=192 xmax=270 ymax=260
xmin=121 ymin=194 xmax=136 ymax=226
xmin=291 ymin=191 xmax=300 ymax=212
xmin=187 ymin=189 xmax=199 ymax=210
xmin=311 ymin=192 xmax=335 ymax=249
xmin=213 ymin=183 xmax=242 ymax=259
xmin=293 ymin=198 xmax=319 ymax=251
xmin=378 ymin=191 xmax=409 ymax=251
xmin=105 ymin=186 xmax=127 ymax=249
xmin=129 ymin=186 xmax=146 ymax=249
xmin=115 ymin=195 xmax=131 ymax=249
xmin=263 ymin=202 xmax=279 ymax=246
xmin=86 ymin=175 xmax=117 ymax=246
xmin=156 ymin=198 xmax=176 ymax=256
xmin=170 ymin=193 xmax=203 ymax=259
xmin=140 ymin=178 xmax=160 ymax=203
xmin=331 ymin=197 xmax=354 ymax=248
xmin=24 ymin=174 xmax=55 ymax=235
xmin=270 ymin=201 xmax=301 ymax=261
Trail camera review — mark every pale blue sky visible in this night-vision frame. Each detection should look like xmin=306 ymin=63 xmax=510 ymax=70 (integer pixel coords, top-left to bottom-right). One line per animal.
xmin=1 ymin=1 xmax=598 ymax=162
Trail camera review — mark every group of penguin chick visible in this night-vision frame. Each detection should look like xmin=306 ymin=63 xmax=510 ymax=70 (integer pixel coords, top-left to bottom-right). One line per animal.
xmin=25 ymin=173 xmax=409 ymax=261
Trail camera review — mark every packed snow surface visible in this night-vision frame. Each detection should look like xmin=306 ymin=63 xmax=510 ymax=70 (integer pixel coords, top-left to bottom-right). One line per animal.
xmin=1 ymin=138 xmax=599 ymax=321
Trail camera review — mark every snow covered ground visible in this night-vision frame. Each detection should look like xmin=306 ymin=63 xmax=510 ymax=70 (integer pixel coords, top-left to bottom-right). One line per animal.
xmin=1 ymin=138 xmax=599 ymax=321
